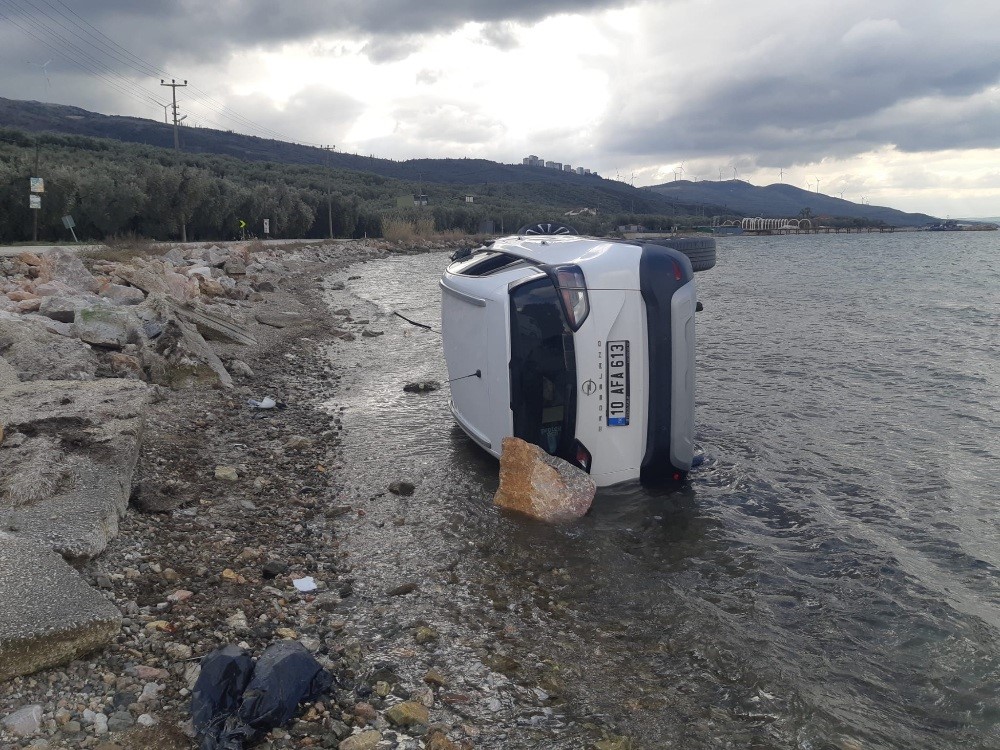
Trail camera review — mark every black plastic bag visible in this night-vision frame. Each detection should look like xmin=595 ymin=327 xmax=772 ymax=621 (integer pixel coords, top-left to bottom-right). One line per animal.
xmin=191 ymin=645 xmax=254 ymax=749
xmin=191 ymin=641 xmax=333 ymax=750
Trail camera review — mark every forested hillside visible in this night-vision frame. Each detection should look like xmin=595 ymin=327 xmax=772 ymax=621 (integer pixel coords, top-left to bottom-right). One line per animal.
xmin=0 ymin=126 xmax=712 ymax=243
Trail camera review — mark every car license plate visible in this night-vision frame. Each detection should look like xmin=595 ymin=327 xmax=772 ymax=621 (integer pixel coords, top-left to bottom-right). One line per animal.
xmin=606 ymin=340 xmax=630 ymax=426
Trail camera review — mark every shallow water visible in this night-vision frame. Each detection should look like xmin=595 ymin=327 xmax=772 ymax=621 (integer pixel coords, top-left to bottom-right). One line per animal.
xmin=324 ymin=231 xmax=1000 ymax=749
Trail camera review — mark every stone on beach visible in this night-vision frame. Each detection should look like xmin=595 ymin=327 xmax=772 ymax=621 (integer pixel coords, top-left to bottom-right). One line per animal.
xmin=74 ymin=306 xmax=137 ymax=349
xmin=0 ymin=378 xmax=147 ymax=560
xmin=0 ymin=535 xmax=122 ymax=680
xmin=493 ymin=436 xmax=596 ymax=522
xmin=0 ymin=317 xmax=98 ymax=380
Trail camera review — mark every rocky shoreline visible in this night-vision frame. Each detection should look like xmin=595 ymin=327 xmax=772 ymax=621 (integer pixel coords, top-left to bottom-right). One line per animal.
xmin=0 ymin=238 xmax=498 ymax=750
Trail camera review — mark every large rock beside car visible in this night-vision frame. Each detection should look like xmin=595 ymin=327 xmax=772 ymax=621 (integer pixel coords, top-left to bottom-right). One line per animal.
xmin=493 ymin=437 xmax=596 ymax=522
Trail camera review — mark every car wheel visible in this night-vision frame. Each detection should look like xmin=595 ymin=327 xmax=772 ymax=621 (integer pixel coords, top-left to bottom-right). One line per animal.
xmin=517 ymin=222 xmax=579 ymax=236
xmin=663 ymin=237 xmax=716 ymax=272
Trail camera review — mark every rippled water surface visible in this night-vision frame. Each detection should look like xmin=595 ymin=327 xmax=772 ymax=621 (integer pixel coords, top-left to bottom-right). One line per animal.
xmin=326 ymin=232 xmax=999 ymax=749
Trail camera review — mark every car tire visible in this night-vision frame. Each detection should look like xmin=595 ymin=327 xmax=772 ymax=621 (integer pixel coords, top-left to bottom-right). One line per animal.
xmin=662 ymin=237 xmax=717 ymax=272
xmin=517 ymin=222 xmax=579 ymax=236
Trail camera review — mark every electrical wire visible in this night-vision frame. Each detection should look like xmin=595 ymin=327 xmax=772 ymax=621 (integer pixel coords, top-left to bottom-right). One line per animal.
xmin=1 ymin=0 xmax=328 ymax=148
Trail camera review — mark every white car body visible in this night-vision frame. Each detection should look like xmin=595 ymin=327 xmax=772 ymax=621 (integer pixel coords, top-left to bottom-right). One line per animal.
xmin=440 ymin=233 xmax=699 ymax=487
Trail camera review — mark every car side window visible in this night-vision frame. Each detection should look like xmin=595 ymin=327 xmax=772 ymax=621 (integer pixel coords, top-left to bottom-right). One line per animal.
xmin=509 ymin=278 xmax=577 ymax=458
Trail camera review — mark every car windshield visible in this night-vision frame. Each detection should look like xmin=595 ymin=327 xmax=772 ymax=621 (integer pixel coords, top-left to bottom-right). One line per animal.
xmin=509 ymin=277 xmax=577 ymax=458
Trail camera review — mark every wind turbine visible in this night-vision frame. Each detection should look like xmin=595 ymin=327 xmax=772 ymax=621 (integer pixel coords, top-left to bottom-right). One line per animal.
xmin=839 ymin=190 xmax=845 ymax=199
xmin=27 ymin=59 xmax=52 ymax=93
xmin=732 ymin=166 xmax=738 ymax=180
xmin=814 ymin=176 xmax=821 ymax=194
xmin=779 ymin=168 xmax=784 ymax=183
xmin=154 ymin=100 xmax=171 ymax=123
xmin=719 ymin=167 xmax=724 ymax=181
xmin=806 ymin=181 xmax=813 ymax=191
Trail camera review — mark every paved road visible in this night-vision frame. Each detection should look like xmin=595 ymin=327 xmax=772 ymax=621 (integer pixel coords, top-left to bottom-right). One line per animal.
xmin=0 ymin=244 xmax=98 ymax=257
xmin=0 ymin=238 xmax=340 ymax=258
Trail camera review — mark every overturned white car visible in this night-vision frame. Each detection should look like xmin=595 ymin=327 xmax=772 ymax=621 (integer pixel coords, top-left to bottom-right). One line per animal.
xmin=440 ymin=223 xmax=715 ymax=487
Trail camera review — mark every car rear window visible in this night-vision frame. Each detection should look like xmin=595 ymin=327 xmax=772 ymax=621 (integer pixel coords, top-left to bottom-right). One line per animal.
xmin=449 ymin=251 xmax=527 ymax=277
xmin=509 ymin=277 xmax=577 ymax=459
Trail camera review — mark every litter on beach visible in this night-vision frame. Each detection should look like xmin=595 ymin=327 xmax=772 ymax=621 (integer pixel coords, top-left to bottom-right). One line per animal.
xmin=292 ymin=576 xmax=317 ymax=592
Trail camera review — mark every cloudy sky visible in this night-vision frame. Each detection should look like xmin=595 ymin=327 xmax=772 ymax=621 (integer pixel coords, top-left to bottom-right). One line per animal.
xmin=2 ymin=0 xmax=1000 ymax=217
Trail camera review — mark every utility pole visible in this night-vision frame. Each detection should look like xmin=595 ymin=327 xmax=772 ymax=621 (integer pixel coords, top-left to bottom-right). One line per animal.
xmin=160 ymin=79 xmax=188 ymax=241
xmin=32 ymin=142 xmax=40 ymax=242
xmin=160 ymin=79 xmax=187 ymax=150
xmin=323 ymin=145 xmax=335 ymax=239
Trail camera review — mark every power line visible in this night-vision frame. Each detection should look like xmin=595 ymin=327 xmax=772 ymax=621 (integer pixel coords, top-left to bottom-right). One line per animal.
xmin=0 ymin=0 xmax=162 ymax=109
xmin=21 ymin=0 xmax=323 ymax=146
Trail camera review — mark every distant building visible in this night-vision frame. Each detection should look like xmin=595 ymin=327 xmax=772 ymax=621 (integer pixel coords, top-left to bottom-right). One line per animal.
xmin=524 ymin=155 xmax=592 ymax=173
xmin=464 ymin=195 xmax=474 ymax=203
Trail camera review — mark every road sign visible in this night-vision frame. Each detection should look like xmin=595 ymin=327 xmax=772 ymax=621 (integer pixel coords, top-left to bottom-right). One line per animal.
xmin=239 ymin=219 xmax=247 ymax=229
xmin=29 ymin=177 xmax=44 ymax=193
xmin=29 ymin=195 xmax=41 ymax=210
xmin=263 ymin=219 xmax=270 ymax=234
xmin=62 ymin=215 xmax=75 ymax=229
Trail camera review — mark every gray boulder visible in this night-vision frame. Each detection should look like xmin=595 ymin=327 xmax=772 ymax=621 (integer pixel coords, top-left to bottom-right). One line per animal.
xmin=0 ymin=378 xmax=148 ymax=560
xmin=0 ymin=317 xmax=98 ymax=381
xmin=39 ymin=294 xmax=102 ymax=324
xmin=74 ymin=306 xmax=139 ymax=349
xmin=35 ymin=249 xmax=100 ymax=294
xmin=0 ymin=536 xmax=122 ymax=680
xmin=100 ymin=284 xmax=146 ymax=305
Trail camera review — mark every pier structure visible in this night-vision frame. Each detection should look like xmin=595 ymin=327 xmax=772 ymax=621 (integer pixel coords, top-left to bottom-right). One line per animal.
xmin=739 ymin=217 xmax=894 ymax=235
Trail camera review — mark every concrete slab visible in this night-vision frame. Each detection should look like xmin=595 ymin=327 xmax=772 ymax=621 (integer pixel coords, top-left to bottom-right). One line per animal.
xmin=0 ymin=379 xmax=147 ymax=560
xmin=0 ymin=534 xmax=121 ymax=680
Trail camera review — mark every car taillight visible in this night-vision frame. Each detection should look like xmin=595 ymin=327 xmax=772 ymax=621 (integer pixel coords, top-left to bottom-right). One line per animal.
xmin=573 ymin=440 xmax=592 ymax=473
xmin=550 ymin=265 xmax=589 ymax=330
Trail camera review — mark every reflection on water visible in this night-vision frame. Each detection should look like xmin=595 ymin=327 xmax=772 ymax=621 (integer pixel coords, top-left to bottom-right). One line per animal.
xmin=324 ymin=233 xmax=1000 ymax=749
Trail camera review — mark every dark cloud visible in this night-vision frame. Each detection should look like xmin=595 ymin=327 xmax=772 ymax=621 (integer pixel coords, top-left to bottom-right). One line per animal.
xmin=0 ymin=0 xmax=625 ymax=70
xmin=360 ymin=37 xmax=422 ymax=64
xmin=596 ymin=4 xmax=1000 ymax=168
xmin=477 ymin=22 xmax=520 ymax=50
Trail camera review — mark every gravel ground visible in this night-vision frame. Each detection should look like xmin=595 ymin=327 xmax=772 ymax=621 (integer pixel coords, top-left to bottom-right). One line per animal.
xmin=0 ymin=241 xmax=488 ymax=750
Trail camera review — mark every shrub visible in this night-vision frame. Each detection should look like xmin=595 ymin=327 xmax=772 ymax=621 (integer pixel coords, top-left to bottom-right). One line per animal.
xmin=382 ymin=218 xmax=417 ymax=242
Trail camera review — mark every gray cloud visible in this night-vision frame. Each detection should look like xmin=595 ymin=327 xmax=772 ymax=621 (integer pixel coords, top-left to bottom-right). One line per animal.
xmin=597 ymin=3 xmax=1000 ymax=169
xmin=389 ymin=99 xmax=506 ymax=146
xmin=0 ymin=0 xmax=625 ymax=70
xmin=477 ymin=22 xmax=521 ymax=50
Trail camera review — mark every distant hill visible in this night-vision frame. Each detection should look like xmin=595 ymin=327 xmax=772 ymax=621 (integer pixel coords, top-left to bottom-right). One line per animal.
xmin=648 ymin=179 xmax=938 ymax=227
xmin=0 ymin=96 xmax=940 ymax=225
